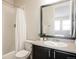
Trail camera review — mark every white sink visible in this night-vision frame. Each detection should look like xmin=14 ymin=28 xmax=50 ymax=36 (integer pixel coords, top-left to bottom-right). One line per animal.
xmin=44 ymin=41 xmax=67 ymax=47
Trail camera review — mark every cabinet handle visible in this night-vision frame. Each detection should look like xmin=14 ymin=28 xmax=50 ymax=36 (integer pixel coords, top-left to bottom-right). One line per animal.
xmin=54 ymin=51 xmax=55 ymax=59
xmin=48 ymin=50 xmax=50 ymax=57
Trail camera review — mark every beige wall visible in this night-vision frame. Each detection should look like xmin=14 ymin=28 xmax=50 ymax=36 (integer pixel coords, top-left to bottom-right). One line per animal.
xmin=2 ymin=0 xmax=16 ymax=55
xmin=23 ymin=0 xmax=40 ymax=40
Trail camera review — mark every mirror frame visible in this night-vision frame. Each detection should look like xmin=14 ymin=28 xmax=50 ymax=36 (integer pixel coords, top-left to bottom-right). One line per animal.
xmin=40 ymin=0 xmax=76 ymax=40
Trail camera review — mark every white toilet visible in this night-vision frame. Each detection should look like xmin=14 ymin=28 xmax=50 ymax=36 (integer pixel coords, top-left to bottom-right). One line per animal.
xmin=15 ymin=42 xmax=32 ymax=59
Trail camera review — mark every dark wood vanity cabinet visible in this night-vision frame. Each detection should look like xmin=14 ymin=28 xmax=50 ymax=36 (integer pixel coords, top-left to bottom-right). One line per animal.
xmin=32 ymin=45 xmax=54 ymax=59
xmin=32 ymin=45 xmax=76 ymax=59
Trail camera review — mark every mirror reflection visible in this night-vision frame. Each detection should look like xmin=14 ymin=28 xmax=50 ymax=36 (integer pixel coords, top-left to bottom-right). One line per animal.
xmin=41 ymin=0 xmax=75 ymax=39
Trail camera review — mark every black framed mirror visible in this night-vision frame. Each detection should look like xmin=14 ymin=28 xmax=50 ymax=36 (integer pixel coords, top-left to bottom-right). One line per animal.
xmin=40 ymin=0 xmax=76 ymax=39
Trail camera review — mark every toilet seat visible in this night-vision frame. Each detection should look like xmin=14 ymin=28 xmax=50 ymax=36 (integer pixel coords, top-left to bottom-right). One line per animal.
xmin=16 ymin=50 xmax=30 ymax=57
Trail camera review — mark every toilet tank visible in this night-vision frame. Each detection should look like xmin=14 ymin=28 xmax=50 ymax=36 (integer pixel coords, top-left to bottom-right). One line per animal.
xmin=24 ymin=42 xmax=32 ymax=51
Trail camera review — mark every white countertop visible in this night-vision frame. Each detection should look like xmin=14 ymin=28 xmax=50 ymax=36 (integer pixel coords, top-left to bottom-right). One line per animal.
xmin=25 ymin=39 xmax=76 ymax=53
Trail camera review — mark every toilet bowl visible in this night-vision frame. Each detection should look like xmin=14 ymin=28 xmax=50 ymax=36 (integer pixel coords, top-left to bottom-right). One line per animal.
xmin=15 ymin=42 xmax=32 ymax=59
xmin=16 ymin=50 xmax=30 ymax=59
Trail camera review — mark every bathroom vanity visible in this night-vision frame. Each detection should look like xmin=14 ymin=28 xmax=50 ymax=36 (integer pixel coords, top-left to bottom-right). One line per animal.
xmin=32 ymin=45 xmax=76 ymax=59
xmin=25 ymin=39 xmax=76 ymax=59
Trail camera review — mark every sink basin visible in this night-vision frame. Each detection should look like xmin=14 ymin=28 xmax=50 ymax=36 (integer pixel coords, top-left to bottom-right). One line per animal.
xmin=44 ymin=41 xmax=67 ymax=47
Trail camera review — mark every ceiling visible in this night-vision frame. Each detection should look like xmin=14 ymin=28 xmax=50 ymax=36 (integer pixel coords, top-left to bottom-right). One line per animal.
xmin=2 ymin=0 xmax=29 ymax=8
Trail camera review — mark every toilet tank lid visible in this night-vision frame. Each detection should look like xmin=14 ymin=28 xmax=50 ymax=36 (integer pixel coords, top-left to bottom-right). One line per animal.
xmin=16 ymin=50 xmax=30 ymax=57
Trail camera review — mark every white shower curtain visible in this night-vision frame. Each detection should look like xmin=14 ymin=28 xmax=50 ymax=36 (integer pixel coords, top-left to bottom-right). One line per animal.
xmin=15 ymin=8 xmax=26 ymax=52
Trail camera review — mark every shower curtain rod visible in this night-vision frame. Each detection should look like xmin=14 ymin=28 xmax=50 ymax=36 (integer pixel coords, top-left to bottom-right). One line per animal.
xmin=2 ymin=0 xmax=24 ymax=9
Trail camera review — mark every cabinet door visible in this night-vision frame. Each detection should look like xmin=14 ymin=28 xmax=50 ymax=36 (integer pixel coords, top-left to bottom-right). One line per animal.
xmin=55 ymin=50 xmax=76 ymax=59
xmin=32 ymin=45 xmax=50 ymax=59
